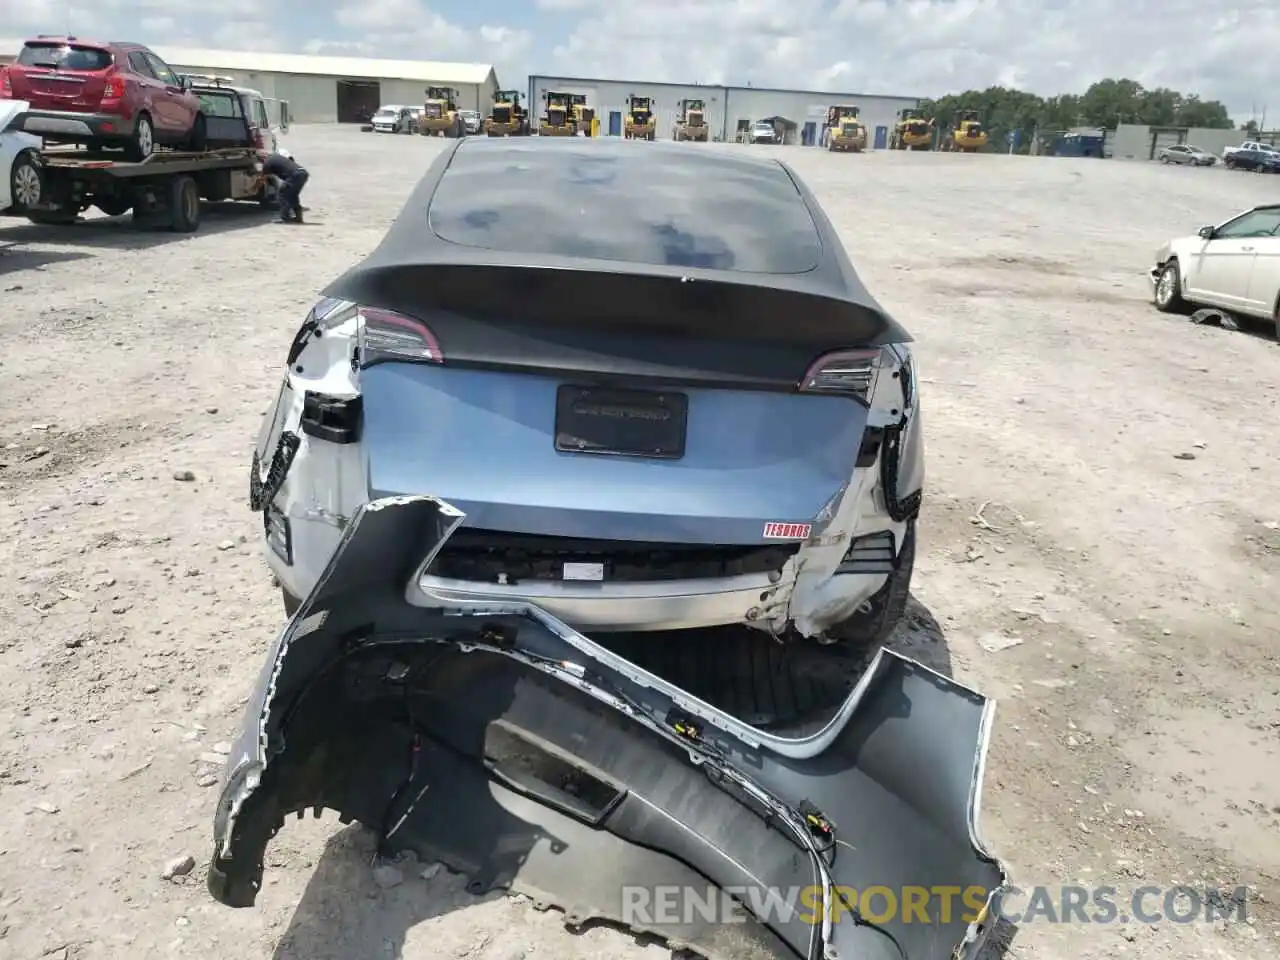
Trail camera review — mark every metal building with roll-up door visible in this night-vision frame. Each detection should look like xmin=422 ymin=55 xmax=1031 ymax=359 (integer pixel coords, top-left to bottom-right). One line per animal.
xmin=528 ymin=73 xmax=921 ymax=145
xmin=0 ymin=38 xmax=498 ymax=124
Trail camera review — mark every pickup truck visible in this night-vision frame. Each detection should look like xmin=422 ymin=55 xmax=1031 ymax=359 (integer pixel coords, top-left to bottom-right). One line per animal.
xmin=1222 ymin=141 xmax=1280 ymax=172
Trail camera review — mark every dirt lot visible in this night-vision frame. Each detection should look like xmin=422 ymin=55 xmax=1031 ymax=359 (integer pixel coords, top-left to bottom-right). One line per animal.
xmin=1 ymin=126 xmax=1278 ymax=960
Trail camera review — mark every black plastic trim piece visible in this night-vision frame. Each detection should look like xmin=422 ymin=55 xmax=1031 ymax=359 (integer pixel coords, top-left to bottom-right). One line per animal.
xmin=856 ymin=426 xmax=885 ymax=467
xmin=836 ymin=530 xmax=897 ymax=575
xmin=301 ymin=392 xmax=362 ymax=444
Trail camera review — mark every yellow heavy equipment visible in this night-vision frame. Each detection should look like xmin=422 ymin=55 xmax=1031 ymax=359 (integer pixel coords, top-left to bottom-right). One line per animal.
xmin=571 ymin=94 xmax=599 ymax=137
xmin=889 ymin=108 xmax=934 ymax=150
xmin=941 ymin=110 xmax=988 ymax=152
xmin=539 ymin=90 xmax=576 ymax=136
xmin=483 ymin=89 xmax=530 ymax=136
xmin=624 ymin=95 xmax=656 ymax=140
xmin=419 ymin=86 xmax=464 ymax=137
xmin=673 ymin=98 xmax=709 ymax=141
xmin=824 ymin=105 xmax=867 ymax=152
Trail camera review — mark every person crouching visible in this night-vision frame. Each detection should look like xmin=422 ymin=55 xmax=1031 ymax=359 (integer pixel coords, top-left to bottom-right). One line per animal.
xmin=262 ymin=149 xmax=309 ymax=223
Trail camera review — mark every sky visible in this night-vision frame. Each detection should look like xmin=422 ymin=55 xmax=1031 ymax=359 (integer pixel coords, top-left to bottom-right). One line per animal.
xmin=0 ymin=0 xmax=1274 ymax=122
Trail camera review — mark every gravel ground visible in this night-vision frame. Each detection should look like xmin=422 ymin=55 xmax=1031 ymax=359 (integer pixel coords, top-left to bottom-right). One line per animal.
xmin=1 ymin=126 xmax=1278 ymax=960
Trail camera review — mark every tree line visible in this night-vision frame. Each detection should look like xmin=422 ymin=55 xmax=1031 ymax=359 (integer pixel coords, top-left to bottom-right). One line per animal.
xmin=917 ymin=78 xmax=1236 ymax=151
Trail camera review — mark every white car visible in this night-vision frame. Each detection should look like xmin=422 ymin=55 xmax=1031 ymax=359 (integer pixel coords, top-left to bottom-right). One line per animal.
xmin=1157 ymin=144 xmax=1217 ymax=166
xmin=371 ymin=105 xmax=416 ymax=134
xmin=1151 ymin=203 xmax=1280 ymax=337
xmin=749 ymin=120 xmax=778 ymax=144
xmin=0 ymin=100 xmax=43 ymax=215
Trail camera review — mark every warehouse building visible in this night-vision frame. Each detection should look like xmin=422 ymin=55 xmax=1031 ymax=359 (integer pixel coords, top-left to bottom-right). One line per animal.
xmin=0 ymin=41 xmax=497 ymax=124
xmin=528 ymin=75 xmax=922 ymax=146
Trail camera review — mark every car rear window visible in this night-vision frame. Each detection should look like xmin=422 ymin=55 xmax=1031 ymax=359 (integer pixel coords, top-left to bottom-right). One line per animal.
xmin=17 ymin=42 xmax=113 ymax=70
xmin=195 ymin=91 xmax=243 ymax=118
xmin=428 ymin=141 xmax=823 ymax=274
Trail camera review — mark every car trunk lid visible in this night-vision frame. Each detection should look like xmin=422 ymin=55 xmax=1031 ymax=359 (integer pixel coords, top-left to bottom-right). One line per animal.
xmin=8 ymin=42 xmax=113 ymax=112
xmin=206 ymin=496 xmax=1009 ymax=960
xmin=326 ymin=263 xmax=902 ymax=545
xmin=360 ymin=361 xmax=865 ymax=544
xmin=193 ymin=90 xmax=254 ymax=148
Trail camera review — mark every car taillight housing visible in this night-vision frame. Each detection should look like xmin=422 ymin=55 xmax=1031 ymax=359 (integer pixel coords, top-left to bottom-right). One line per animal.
xmin=799 ymin=348 xmax=886 ymax=404
xmin=0 ymin=69 xmax=11 ymax=98
xmin=103 ymin=72 xmax=125 ymax=102
xmin=343 ymin=304 xmax=442 ymax=368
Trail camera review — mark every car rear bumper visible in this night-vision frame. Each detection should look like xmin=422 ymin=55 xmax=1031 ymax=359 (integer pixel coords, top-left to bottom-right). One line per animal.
xmin=267 ymin=512 xmax=894 ymax=633
xmin=415 ymin=568 xmax=888 ymax=632
xmin=13 ymin=109 xmax=133 ymax=140
xmin=14 ymin=109 xmax=131 ymax=140
xmin=210 ymin=495 xmax=1010 ymax=960
xmin=417 ymin=572 xmax=777 ymax=631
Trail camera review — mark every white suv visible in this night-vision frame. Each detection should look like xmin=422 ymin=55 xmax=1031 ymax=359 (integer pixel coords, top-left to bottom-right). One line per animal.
xmin=749 ymin=120 xmax=778 ymax=144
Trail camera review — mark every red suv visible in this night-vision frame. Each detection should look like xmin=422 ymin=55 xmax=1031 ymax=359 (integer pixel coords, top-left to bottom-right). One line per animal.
xmin=0 ymin=37 xmax=206 ymax=161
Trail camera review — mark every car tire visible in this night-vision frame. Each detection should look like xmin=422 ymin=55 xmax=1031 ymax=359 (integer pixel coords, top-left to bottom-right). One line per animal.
xmin=282 ymin=588 xmax=301 ymax=618
xmin=825 ymin=520 xmax=916 ymax=652
xmin=1153 ymin=259 xmax=1187 ymax=313
xmin=125 ymin=113 xmax=155 ymax=162
xmin=168 ymin=175 xmax=201 ymax=232
xmin=9 ymin=150 xmax=42 ymax=213
xmin=186 ymin=112 xmax=207 ymax=152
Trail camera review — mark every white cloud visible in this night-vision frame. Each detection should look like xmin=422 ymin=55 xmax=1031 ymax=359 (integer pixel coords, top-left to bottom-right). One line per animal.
xmin=0 ymin=0 xmax=1273 ymax=117
xmin=321 ymin=0 xmax=529 ymax=75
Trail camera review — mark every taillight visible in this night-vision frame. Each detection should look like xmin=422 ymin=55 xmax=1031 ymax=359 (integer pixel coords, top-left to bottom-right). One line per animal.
xmin=799 ymin=348 xmax=884 ymax=404
xmin=103 ymin=72 xmax=125 ymax=102
xmin=353 ymin=304 xmax=443 ymax=367
xmin=0 ymin=69 xmax=11 ymax=97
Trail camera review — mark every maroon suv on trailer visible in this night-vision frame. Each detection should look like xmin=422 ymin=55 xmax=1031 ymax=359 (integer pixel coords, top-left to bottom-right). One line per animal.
xmin=0 ymin=36 xmax=206 ymax=160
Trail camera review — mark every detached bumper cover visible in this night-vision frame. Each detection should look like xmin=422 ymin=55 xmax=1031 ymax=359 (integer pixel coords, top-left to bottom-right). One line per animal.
xmin=208 ymin=496 xmax=1009 ymax=960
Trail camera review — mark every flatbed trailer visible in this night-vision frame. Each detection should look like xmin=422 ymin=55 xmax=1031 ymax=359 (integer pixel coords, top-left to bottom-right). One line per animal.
xmin=14 ymin=145 xmax=271 ymax=232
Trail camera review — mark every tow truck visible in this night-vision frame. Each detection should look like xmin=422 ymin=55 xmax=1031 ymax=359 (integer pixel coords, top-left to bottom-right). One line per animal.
xmin=2 ymin=100 xmax=274 ymax=231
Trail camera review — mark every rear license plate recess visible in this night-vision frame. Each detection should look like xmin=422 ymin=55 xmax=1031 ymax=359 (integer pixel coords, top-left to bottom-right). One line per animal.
xmin=554 ymin=385 xmax=687 ymax=459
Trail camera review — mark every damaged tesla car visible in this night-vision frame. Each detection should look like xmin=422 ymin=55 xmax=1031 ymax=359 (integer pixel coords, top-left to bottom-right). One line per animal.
xmin=209 ymin=495 xmax=1008 ymax=960
xmin=252 ymin=135 xmax=922 ymax=645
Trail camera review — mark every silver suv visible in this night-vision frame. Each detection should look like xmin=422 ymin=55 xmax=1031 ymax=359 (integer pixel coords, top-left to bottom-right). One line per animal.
xmin=182 ymin=74 xmax=288 ymax=153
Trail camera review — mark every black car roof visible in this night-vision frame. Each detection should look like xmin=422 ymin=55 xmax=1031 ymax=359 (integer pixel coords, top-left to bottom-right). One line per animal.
xmin=426 ymin=137 xmax=821 ymax=275
xmin=332 ymin=136 xmax=906 ymax=346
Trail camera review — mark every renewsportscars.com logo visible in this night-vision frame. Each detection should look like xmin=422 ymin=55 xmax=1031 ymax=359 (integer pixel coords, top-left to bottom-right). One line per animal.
xmin=619 ymin=884 xmax=1250 ymax=927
